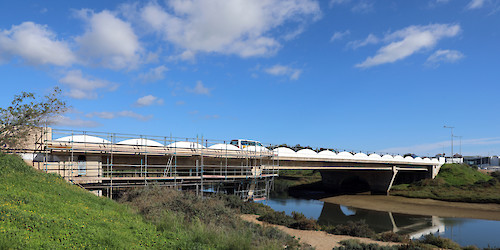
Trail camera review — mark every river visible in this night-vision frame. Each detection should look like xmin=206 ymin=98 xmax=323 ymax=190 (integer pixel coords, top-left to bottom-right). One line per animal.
xmin=258 ymin=194 xmax=500 ymax=248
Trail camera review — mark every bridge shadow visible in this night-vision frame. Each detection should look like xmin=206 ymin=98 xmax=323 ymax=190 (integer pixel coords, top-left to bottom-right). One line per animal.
xmin=283 ymin=181 xmax=371 ymax=200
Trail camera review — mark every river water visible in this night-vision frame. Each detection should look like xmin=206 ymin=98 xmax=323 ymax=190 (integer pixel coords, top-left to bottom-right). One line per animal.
xmin=259 ymin=195 xmax=500 ymax=248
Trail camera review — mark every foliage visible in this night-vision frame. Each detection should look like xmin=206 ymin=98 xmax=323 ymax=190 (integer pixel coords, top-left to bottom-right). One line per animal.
xmin=334 ymin=239 xmax=398 ymax=250
xmin=336 ymin=234 xmax=467 ymax=250
xmin=323 ymin=220 xmax=376 ymax=238
xmin=120 ymin=187 xmax=302 ymax=249
xmin=0 ymin=88 xmax=66 ymax=150
xmin=374 ymin=231 xmax=409 ymax=243
xmin=414 ymin=234 xmax=461 ymax=250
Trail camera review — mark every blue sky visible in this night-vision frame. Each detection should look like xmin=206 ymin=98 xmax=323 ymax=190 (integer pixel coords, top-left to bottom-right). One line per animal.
xmin=0 ymin=0 xmax=499 ymax=156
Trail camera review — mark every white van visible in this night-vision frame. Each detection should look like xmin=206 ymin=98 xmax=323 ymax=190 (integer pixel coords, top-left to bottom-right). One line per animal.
xmin=230 ymin=139 xmax=263 ymax=149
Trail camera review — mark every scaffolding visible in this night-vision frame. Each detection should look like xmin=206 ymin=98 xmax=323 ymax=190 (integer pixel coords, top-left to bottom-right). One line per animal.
xmin=33 ymin=128 xmax=278 ymax=200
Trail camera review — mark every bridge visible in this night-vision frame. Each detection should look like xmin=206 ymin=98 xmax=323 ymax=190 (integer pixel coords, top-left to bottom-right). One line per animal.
xmin=23 ymin=128 xmax=444 ymax=199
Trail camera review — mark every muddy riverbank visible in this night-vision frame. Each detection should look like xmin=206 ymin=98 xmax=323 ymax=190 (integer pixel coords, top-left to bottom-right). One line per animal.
xmin=321 ymin=195 xmax=500 ymax=221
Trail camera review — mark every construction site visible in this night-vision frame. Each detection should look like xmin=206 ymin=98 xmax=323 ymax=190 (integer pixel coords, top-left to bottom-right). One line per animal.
xmin=23 ymin=127 xmax=279 ymax=200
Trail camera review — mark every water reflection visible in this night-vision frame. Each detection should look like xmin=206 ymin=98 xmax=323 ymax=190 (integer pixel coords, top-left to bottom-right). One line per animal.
xmin=318 ymin=203 xmax=445 ymax=238
xmin=260 ymin=196 xmax=500 ymax=248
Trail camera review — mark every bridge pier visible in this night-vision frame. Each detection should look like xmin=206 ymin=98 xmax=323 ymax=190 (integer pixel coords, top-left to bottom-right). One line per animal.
xmin=320 ymin=167 xmax=399 ymax=194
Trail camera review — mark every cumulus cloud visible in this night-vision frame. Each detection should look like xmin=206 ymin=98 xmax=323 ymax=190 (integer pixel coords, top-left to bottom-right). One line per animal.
xmin=467 ymin=0 xmax=486 ymax=9
xmin=134 ymin=95 xmax=164 ymax=107
xmin=426 ymin=49 xmax=464 ymax=66
xmin=59 ymin=70 xmax=118 ymax=99
xmin=75 ymin=9 xmax=142 ymax=69
xmin=347 ymin=33 xmax=378 ymax=49
xmin=130 ymin=0 xmax=320 ymax=59
xmin=355 ymin=23 xmax=461 ymax=68
xmin=264 ymin=64 xmax=302 ymax=80
xmin=0 ymin=22 xmax=75 ymax=66
xmin=186 ymin=81 xmax=211 ymax=95
xmin=137 ymin=65 xmax=168 ymax=82
xmin=330 ymin=30 xmax=350 ymax=42
xmin=51 ymin=115 xmax=101 ymax=128
xmin=86 ymin=110 xmax=152 ymax=121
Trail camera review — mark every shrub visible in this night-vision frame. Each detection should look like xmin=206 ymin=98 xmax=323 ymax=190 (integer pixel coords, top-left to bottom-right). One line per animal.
xmin=334 ymin=239 xmax=398 ymax=250
xmin=290 ymin=212 xmax=320 ymax=230
xmin=324 ymin=220 xmax=376 ymax=238
xmin=417 ymin=234 xmax=461 ymax=250
xmin=374 ymin=231 xmax=409 ymax=243
xmin=258 ymin=211 xmax=295 ymax=227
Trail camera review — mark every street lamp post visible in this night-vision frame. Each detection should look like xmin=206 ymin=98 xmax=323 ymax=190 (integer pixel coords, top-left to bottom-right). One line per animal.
xmin=444 ymin=126 xmax=454 ymax=161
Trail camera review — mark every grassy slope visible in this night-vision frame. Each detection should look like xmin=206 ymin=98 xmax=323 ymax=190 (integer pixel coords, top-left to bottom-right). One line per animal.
xmin=391 ymin=164 xmax=500 ymax=203
xmin=0 ymin=154 xmax=301 ymax=249
xmin=435 ymin=163 xmax=491 ymax=185
xmin=0 ymin=154 xmax=173 ymax=249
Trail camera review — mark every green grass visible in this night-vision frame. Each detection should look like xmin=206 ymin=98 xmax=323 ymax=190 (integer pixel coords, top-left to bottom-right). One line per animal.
xmin=0 ymin=154 xmax=302 ymax=249
xmin=391 ymin=164 xmax=500 ymax=203
xmin=0 ymin=153 xmax=171 ymax=249
xmin=435 ymin=164 xmax=491 ymax=186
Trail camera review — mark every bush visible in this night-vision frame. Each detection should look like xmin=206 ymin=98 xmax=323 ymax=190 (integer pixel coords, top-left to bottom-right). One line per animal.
xmin=290 ymin=212 xmax=320 ymax=230
xmin=374 ymin=231 xmax=409 ymax=243
xmin=120 ymin=187 xmax=301 ymax=249
xmin=417 ymin=234 xmax=461 ymax=250
xmin=324 ymin=220 xmax=376 ymax=238
xmin=334 ymin=239 xmax=398 ymax=250
xmin=258 ymin=211 xmax=295 ymax=227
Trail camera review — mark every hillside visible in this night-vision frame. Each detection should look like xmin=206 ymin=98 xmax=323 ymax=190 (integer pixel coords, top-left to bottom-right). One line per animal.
xmin=0 ymin=153 xmax=172 ymax=248
xmin=0 ymin=154 xmax=298 ymax=249
xmin=391 ymin=164 xmax=500 ymax=203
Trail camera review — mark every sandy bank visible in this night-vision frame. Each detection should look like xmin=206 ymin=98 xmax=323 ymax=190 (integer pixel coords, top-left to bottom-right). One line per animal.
xmin=321 ymin=195 xmax=500 ymax=221
xmin=240 ymin=214 xmax=399 ymax=250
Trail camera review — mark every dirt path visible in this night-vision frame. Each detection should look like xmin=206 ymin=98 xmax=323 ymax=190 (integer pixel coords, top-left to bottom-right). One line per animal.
xmin=321 ymin=195 xmax=500 ymax=221
xmin=240 ymin=214 xmax=399 ymax=250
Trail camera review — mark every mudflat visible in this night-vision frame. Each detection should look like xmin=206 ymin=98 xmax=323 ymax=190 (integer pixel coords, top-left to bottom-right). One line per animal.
xmin=321 ymin=195 xmax=500 ymax=221
xmin=240 ymin=214 xmax=399 ymax=250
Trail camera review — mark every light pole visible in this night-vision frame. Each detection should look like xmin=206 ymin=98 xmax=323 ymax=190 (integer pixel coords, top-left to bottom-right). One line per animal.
xmin=444 ymin=126 xmax=454 ymax=161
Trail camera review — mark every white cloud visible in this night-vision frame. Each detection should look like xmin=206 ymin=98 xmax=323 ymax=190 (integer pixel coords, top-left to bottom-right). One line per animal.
xmin=329 ymin=0 xmax=351 ymax=7
xmin=379 ymin=137 xmax=500 ymax=156
xmin=0 ymin=22 xmax=75 ymax=66
xmin=347 ymin=33 xmax=378 ymax=49
xmin=186 ymin=81 xmax=211 ymax=95
xmin=356 ymin=23 xmax=461 ymax=68
xmin=330 ymin=30 xmax=350 ymax=42
xmin=426 ymin=49 xmax=464 ymax=66
xmin=132 ymin=0 xmax=320 ymax=59
xmin=351 ymin=1 xmax=374 ymax=13
xmin=203 ymin=114 xmax=220 ymax=120
xmin=134 ymin=95 xmax=164 ymax=107
xmin=329 ymin=0 xmax=373 ymax=13
xmin=137 ymin=65 xmax=168 ymax=83
xmin=264 ymin=64 xmax=302 ymax=80
xmin=51 ymin=115 xmax=101 ymax=128
xmin=86 ymin=110 xmax=152 ymax=121
xmin=75 ymin=10 xmax=142 ymax=69
xmin=467 ymin=0 xmax=486 ymax=9
xmin=59 ymin=70 xmax=118 ymax=99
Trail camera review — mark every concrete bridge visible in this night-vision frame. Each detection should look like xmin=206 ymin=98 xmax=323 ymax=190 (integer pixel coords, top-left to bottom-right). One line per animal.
xmin=23 ymin=128 xmax=444 ymax=198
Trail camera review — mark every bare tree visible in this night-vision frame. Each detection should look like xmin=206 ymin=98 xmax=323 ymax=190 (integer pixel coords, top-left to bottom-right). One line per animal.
xmin=0 ymin=87 xmax=67 ymax=151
